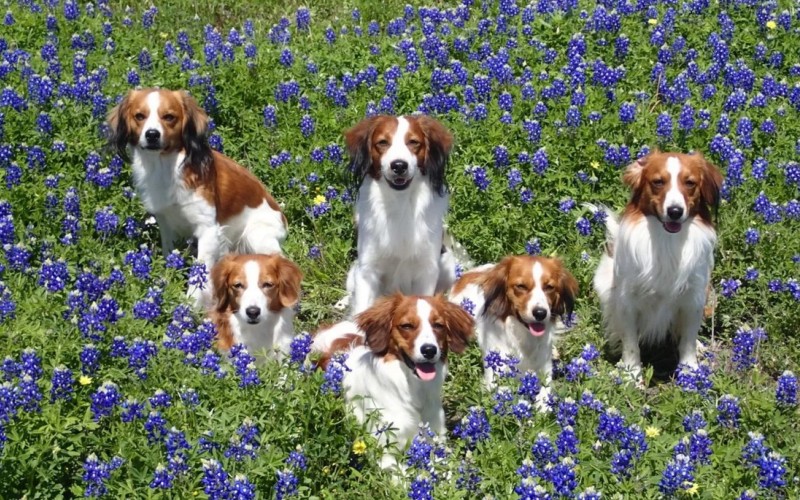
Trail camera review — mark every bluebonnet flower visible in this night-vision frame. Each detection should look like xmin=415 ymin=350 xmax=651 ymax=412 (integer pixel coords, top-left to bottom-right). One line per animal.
xmin=465 ymin=166 xmax=490 ymax=191
xmin=149 ymin=464 xmax=173 ymax=489
xmin=716 ymin=394 xmax=741 ymax=428
xmin=484 ymin=351 xmax=519 ymax=379
xmin=299 ymin=114 xmax=315 ymax=138
xmin=50 ymin=366 xmax=74 ymax=402
xmin=144 ymin=410 xmax=168 ymax=444
xmin=80 ymin=344 xmax=100 ymax=375
xmin=658 ymin=454 xmax=694 ymax=496
xmin=459 ymin=298 xmax=476 ymax=317
xmin=230 ymin=345 xmax=260 ymax=388
xmin=531 ymin=148 xmax=548 ymax=175
xmin=165 ymin=250 xmax=184 ymax=269
xmin=556 ymin=398 xmax=579 ymax=427
xmin=556 ymin=426 xmax=579 ymax=456
xmin=90 ymin=381 xmax=122 ymax=421
xmin=18 ymin=374 xmax=42 ymax=412
xmin=720 ymin=278 xmax=741 ymax=298
xmin=263 ymin=105 xmax=278 ymax=128
xmin=133 ymin=288 xmax=163 ymax=323
xmin=121 ymin=398 xmax=145 ymax=423
xmin=675 ymin=364 xmax=713 ymax=395
xmin=656 ymin=112 xmax=673 ymax=141
xmin=682 ymin=410 xmax=707 ymax=432
xmin=149 ymin=389 xmax=171 ymax=409
xmin=525 ymin=239 xmax=541 ymax=256
xmin=188 ymin=263 xmax=208 ymax=290
xmin=619 ymin=102 xmax=636 ymax=123
xmin=757 ymin=451 xmax=787 ymax=490
xmin=775 ymin=371 xmax=797 ymax=407
xmin=230 ymin=474 xmax=256 ymax=499
xmin=732 ymin=327 xmax=767 ymax=371
xmin=94 ymin=206 xmax=119 ymax=236
xmin=289 ymin=332 xmax=312 ymax=366
xmin=575 ymin=217 xmax=591 ymax=236
xmin=275 ymin=468 xmax=299 ymax=499
xmin=124 ymin=245 xmax=153 ymax=280
xmin=321 ymin=353 xmax=349 ymax=395
xmin=454 ymin=407 xmax=490 ymax=448
xmin=82 ymin=454 xmax=123 ymax=497
xmin=559 ymin=197 xmax=576 ymax=213
xmin=128 ymin=338 xmax=158 ymax=379
xmin=38 ymin=258 xmax=69 ymax=292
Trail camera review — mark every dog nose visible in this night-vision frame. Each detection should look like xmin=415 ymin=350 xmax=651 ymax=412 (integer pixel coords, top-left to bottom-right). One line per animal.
xmin=420 ymin=344 xmax=438 ymax=360
xmin=245 ymin=306 xmax=260 ymax=319
xmin=532 ymin=307 xmax=548 ymax=322
xmin=390 ymin=160 xmax=408 ymax=175
xmin=145 ymin=129 xmax=161 ymax=142
xmin=667 ymin=206 xmax=684 ymax=220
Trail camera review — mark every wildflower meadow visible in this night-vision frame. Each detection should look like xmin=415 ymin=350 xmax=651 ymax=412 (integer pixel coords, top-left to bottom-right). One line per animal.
xmin=1 ymin=0 xmax=799 ymax=498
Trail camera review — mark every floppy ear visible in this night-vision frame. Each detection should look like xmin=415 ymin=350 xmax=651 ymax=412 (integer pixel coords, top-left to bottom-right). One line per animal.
xmin=417 ymin=115 xmax=453 ymax=197
xmin=107 ymin=92 xmax=132 ymax=161
xmin=210 ymin=255 xmax=236 ymax=313
xmin=481 ymin=258 xmax=512 ymax=319
xmin=436 ymin=297 xmax=474 ymax=354
xmin=179 ymin=91 xmax=213 ymax=176
xmin=552 ymin=263 xmax=579 ymax=318
xmin=622 ymin=153 xmax=649 ymax=190
xmin=356 ymin=293 xmax=401 ymax=356
xmin=700 ymin=155 xmax=723 ymax=212
xmin=344 ymin=115 xmax=381 ymax=190
xmin=274 ymin=256 xmax=303 ymax=310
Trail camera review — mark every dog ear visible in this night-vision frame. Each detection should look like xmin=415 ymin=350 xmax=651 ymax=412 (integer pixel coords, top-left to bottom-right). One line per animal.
xmin=436 ymin=297 xmax=474 ymax=354
xmin=417 ymin=115 xmax=453 ymax=197
xmin=344 ymin=116 xmax=381 ymax=190
xmin=356 ymin=293 xmax=401 ymax=356
xmin=699 ymin=154 xmax=724 ymax=212
xmin=481 ymin=258 xmax=513 ymax=319
xmin=210 ymin=255 xmax=236 ymax=313
xmin=622 ymin=152 xmax=652 ymax=190
xmin=274 ymin=256 xmax=303 ymax=310
xmin=179 ymin=91 xmax=213 ymax=176
xmin=107 ymin=92 xmax=132 ymax=161
xmin=552 ymin=262 xmax=579 ymax=318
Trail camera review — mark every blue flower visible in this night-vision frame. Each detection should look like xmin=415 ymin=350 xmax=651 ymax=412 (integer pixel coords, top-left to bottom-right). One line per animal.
xmin=80 ymin=344 xmax=100 ymax=375
xmin=90 ymin=381 xmax=122 ymax=421
xmin=731 ymin=327 xmax=767 ymax=371
xmin=202 ymin=459 xmax=231 ymax=500
xmin=144 ymin=410 xmax=168 ymax=443
xmin=454 ymin=407 xmax=490 ymax=448
xmin=49 ymin=366 xmax=74 ymax=402
xmin=716 ymin=394 xmax=741 ymax=429
xmin=82 ymin=453 xmax=122 ymax=497
xmin=682 ymin=410 xmax=707 ymax=432
xmin=775 ymin=370 xmax=797 ymax=407
xmin=289 ymin=332 xmax=312 ymax=366
xmin=149 ymin=389 xmax=172 ymax=409
xmin=38 ymin=258 xmax=69 ymax=292
xmin=149 ymin=464 xmax=173 ymax=489
xmin=321 ymin=353 xmax=349 ymax=395
xmin=658 ymin=454 xmax=694 ymax=496
xmin=675 ymin=363 xmax=713 ymax=395
xmin=757 ymin=451 xmax=787 ymax=490
xmin=275 ymin=468 xmax=298 ymax=499
xmin=465 ymin=166 xmax=490 ymax=191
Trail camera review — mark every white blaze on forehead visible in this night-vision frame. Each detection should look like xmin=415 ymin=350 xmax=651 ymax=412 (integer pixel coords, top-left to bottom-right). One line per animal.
xmin=413 ymin=298 xmax=439 ymax=356
xmin=239 ymin=260 xmax=267 ymax=314
xmin=140 ymin=91 xmax=164 ymax=144
xmin=381 ymin=116 xmax=417 ymax=172
xmin=528 ymin=261 xmax=550 ymax=314
xmin=664 ymin=156 xmax=686 ymax=215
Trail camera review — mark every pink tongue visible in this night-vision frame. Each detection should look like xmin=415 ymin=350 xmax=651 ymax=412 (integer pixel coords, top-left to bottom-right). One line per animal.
xmin=664 ymin=221 xmax=682 ymax=233
xmin=528 ymin=322 xmax=546 ymax=337
xmin=415 ymin=363 xmax=437 ymax=381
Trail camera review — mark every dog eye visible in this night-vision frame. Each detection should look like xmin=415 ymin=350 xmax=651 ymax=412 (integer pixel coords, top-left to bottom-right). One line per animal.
xmin=651 ymin=179 xmax=664 ymax=188
xmin=232 ymin=282 xmax=244 ymax=290
xmin=432 ymin=322 xmax=444 ymax=329
xmin=162 ymin=114 xmax=176 ymax=123
xmin=514 ymin=284 xmax=528 ymax=291
xmin=134 ymin=113 xmax=146 ymax=121
xmin=262 ymin=281 xmax=273 ymax=289
xmin=399 ymin=323 xmax=414 ymax=330
xmin=376 ymin=140 xmax=390 ymax=148
xmin=543 ymin=284 xmax=555 ymax=292
xmin=684 ymin=179 xmax=697 ymax=188
xmin=407 ymin=139 xmax=421 ymax=147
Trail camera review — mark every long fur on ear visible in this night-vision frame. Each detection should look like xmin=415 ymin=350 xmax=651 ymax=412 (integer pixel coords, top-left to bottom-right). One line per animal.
xmin=700 ymin=156 xmax=724 ymax=215
xmin=210 ymin=255 xmax=237 ymax=313
xmin=344 ymin=115 xmax=381 ymax=191
xmin=622 ymin=153 xmax=651 ymax=191
xmin=356 ymin=293 xmax=401 ymax=356
xmin=552 ymin=264 xmax=579 ymax=318
xmin=106 ymin=92 xmax=132 ymax=161
xmin=481 ymin=258 xmax=513 ymax=319
xmin=417 ymin=115 xmax=453 ymax=197
xmin=179 ymin=91 xmax=213 ymax=178
xmin=274 ymin=256 xmax=303 ymax=310
xmin=435 ymin=297 xmax=474 ymax=354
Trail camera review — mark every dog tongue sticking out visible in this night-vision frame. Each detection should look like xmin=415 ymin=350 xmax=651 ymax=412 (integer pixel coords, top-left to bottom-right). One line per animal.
xmin=528 ymin=322 xmax=546 ymax=337
xmin=663 ymin=221 xmax=682 ymax=233
xmin=415 ymin=363 xmax=437 ymax=381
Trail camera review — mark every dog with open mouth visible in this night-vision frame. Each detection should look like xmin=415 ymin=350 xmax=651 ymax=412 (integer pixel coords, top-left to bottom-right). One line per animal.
xmin=588 ymin=150 xmax=723 ymax=380
xmin=312 ymin=293 xmax=473 ymax=470
xmin=449 ymin=255 xmax=578 ymax=403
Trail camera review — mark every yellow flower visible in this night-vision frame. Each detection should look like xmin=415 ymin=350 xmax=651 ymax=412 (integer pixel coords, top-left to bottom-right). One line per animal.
xmin=766 ymin=20 xmax=777 ymax=30
xmin=683 ymin=481 xmax=699 ymax=496
xmin=590 ymin=160 xmax=600 ymax=170
xmin=352 ymin=439 xmax=367 ymax=455
xmin=313 ymin=194 xmax=327 ymax=206
xmin=79 ymin=375 xmax=93 ymax=386
xmin=647 ymin=18 xmax=658 ymax=25
xmin=322 ymin=466 xmax=331 ymax=475
xmin=645 ymin=426 xmax=661 ymax=438
xmin=160 ymin=32 xmax=169 ymax=39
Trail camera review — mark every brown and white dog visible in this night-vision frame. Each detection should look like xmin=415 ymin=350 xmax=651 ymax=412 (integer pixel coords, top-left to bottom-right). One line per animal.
xmin=312 ymin=293 xmax=473 ymax=470
xmin=340 ymin=115 xmax=463 ymax=316
xmin=107 ymin=89 xmax=287 ymax=292
xmin=589 ymin=150 xmax=723 ymax=379
xmin=449 ymin=255 xmax=578 ymax=401
xmin=209 ymin=253 xmax=302 ymax=361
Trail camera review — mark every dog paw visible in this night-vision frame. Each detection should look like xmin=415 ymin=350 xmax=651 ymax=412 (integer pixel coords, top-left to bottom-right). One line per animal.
xmin=333 ymin=295 xmax=350 ymax=311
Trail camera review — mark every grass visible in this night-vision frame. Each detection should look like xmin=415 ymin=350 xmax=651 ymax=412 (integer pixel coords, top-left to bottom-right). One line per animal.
xmin=0 ymin=0 xmax=799 ymax=498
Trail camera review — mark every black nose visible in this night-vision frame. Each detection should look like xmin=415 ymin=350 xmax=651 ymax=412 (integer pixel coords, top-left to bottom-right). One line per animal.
xmin=245 ymin=306 xmax=260 ymax=319
xmin=532 ymin=307 xmax=548 ymax=322
xmin=145 ymin=129 xmax=160 ymax=142
xmin=420 ymin=344 xmax=438 ymax=360
xmin=390 ymin=160 xmax=408 ymax=175
xmin=667 ymin=206 xmax=684 ymax=220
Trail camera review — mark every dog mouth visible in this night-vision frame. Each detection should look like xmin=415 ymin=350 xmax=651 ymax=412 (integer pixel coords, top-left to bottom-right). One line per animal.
xmin=414 ymin=362 xmax=437 ymax=381
xmin=526 ymin=322 xmax=547 ymax=337
xmin=141 ymin=143 xmax=163 ymax=151
xmin=385 ymin=176 xmax=412 ymax=190
xmin=663 ymin=221 xmax=682 ymax=233
xmin=246 ymin=317 xmax=261 ymax=325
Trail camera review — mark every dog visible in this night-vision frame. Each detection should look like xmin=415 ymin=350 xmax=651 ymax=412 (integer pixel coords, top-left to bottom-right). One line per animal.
xmin=107 ymin=88 xmax=287 ymax=292
xmin=341 ymin=114 xmax=461 ymax=316
xmin=449 ymin=255 xmax=578 ymax=404
xmin=209 ymin=253 xmax=302 ymax=361
xmin=589 ymin=150 xmax=722 ymax=380
xmin=312 ymin=293 xmax=473 ymax=470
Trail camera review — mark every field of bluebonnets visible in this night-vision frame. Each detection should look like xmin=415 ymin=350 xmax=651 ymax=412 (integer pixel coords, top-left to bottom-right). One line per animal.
xmin=1 ymin=0 xmax=799 ymax=497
